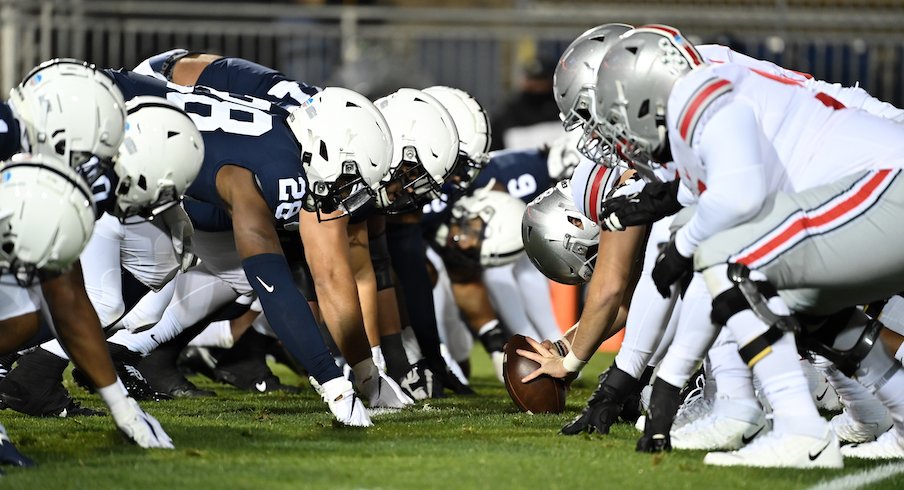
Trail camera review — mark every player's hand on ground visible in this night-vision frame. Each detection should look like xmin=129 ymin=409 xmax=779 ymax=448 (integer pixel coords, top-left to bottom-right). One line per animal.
xmin=159 ymin=204 xmax=197 ymax=271
xmin=516 ymin=336 xmax=570 ymax=382
xmin=321 ymin=378 xmax=373 ymax=427
xmin=111 ymin=398 xmax=174 ymax=449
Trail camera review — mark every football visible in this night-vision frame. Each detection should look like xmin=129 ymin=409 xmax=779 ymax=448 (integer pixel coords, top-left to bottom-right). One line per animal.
xmin=502 ymin=334 xmax=566 ymax=414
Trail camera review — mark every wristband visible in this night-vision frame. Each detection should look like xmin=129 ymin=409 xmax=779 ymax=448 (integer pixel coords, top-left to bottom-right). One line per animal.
xmin=552 ymin=338 xmax=571 ymax=357
xmin=563 ymin=351 xmax=587 ymax=373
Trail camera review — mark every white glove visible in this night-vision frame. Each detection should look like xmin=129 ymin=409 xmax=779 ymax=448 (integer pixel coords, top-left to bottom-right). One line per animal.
xmin=359 ymin=370 xmax=414 ymax=409
xmin=158 ymin=204 xmax=196 ymax=272
xmin=320 ymin=377 xmax=372 ymax=427
xmin=110 ymin=397 xmax=174 ymax=449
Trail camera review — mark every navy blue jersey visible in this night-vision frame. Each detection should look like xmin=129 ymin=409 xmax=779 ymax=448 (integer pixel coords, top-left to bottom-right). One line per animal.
xmin=0 ymin=103 xmax=20 ymax=160
xmin=196 ymin=57 xmax=319 ymax=110
xmin=472 ymin=148 xmax=550 ymax=204
xmin=421 ymin=148 xmax=552 ymax=233
xmin=88 ymin=166 xmax=118 ymax=219
xmin=104 ymin=69 xmax=308 ymax=232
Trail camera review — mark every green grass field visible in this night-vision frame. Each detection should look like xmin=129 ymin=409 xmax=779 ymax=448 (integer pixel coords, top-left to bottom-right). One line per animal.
xmin=1 ymin=352 xmax=902 ymax=489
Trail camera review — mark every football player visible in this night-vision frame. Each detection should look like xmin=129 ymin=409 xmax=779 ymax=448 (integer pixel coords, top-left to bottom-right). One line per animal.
xmin=589 ymin=25 xmax=904 ymax=467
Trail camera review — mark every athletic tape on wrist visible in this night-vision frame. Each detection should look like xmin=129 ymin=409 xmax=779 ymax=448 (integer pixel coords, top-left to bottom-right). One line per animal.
xmin=563 ymin=351 xmax=587 ymax=373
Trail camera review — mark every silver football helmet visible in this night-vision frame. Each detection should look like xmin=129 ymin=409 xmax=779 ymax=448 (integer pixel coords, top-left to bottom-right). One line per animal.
xmin=423 ymin=86 xmax=491 ymax=195
xmin=0 ymin=154 xmax=95 ymax=286
xmin=9 ymin=59 xmax=127 ymax=180
xmin=438 ymin=185 xmax=526 ymax=268
xmin=555 ymin=23 xmax=633 ymax=131
xmin=112 ymin=96 xmax=205 ymax=222
xmin=522 ymin=180 xmax=599 ymax=285
xmin=286 ymin=87 xmax=394 ymax=220
xmin=591 ymin=25 xmax=704 ymax=182
xmin=374 ymin=88 xmax=460 ymax=214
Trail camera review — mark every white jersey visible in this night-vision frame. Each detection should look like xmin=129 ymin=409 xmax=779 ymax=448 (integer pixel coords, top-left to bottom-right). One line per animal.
xmin=667 ymin=62 xmax=904 ymax=256
xmin=698 ymin=44 xmax=904 ymax=122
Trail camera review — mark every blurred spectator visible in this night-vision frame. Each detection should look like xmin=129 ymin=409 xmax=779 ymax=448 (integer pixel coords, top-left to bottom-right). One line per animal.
xmin=490 ymin=56 xmax=562 ymax=150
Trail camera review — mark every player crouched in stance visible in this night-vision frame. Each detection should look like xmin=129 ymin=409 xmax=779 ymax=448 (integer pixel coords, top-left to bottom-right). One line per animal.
xmin=589 ymin=25 xmax=904 ymax=468
xmin=0 ymin=155 xmax=174 ymax=462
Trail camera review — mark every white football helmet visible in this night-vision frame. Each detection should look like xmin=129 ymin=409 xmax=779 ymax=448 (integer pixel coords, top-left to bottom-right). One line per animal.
xmin=423 ymin=86 xmax=491 ymax=194
xmin=439 ymin=186 xmax=526 ymax=268
xmin=0 ymin=154 xmax=95 ymax=286
xmin=522 ymin=180 xmax=599 ymax=285
xmin=546 ymin=130 xmax=584 ymax=182
xmin=9 ymin=59 xmax=127 ymax=179
xmin=112 ymin=96 xmax=204 ymax=221
xmin=593 ymin=25 xmax=704 ymax=182
xmin=286 ymin=87 xmax=394 ymax=220
xmin=374 ymin=88 xmax=460 ymax=213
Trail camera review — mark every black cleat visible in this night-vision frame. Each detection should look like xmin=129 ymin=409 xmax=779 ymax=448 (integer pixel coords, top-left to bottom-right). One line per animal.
xmin=176 ymin=346 xmax=221 ymax=380
xmin=138 ymin=346 xmax=216 ymax=398
xmin=0 ymin=349 xmax=91 ymax=417
xmin=212 ymin=330 xmax=299 ymax=394
xmin=636 ymin=433 xmax=672 ymax=453
xmin=560 ymin=396 xmax=624 ymax=435
xmin=72 ymin=344 xmax=172 ymax=402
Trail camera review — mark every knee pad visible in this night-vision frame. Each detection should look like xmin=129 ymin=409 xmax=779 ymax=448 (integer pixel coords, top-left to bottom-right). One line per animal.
xmin=798 ymin=307 xmax=883 ymax=377
xmin=369 ymin=232 xmax=395 ymax=291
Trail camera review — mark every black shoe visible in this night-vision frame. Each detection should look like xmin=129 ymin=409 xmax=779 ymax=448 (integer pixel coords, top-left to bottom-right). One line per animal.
xmin=176 ymin=346 xmax=221 ymax=380
xmin=213 ymin=331 xmax=299 ymax=394
xmin=427 ymin=359 xmax=473 ymax=396
xmin=636 ymin=433 xmax=672 ymax=453
xmin=53 ymin=399 xmax=104 ymax=418
xmin=72 ymin=344 xmax=172 ymax=402
xmin=0 ymin=353 xmax=21 ymax=382
xmin=138 ymin=346 xmax=216 ymax=398
xmin=0 ymin=349 xmax=74 ymax=417
xmin=560 ymin=396 xmax=624 ymax=435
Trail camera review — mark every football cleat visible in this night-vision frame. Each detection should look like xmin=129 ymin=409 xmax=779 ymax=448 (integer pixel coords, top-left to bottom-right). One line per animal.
xmin=636 ymin=433 xmax=671 ymax=453
xmin=560 ymin=396 xmax=624 ymax=435
xmin=673 ymin=395 xmax=713 ymax=430
xmin=358 ymin=370 xmax=414 ymax=409
xmin=0 ymin=423 xmax=35 ymax=467
xmin=831 ymin=402 xmax=894 ymax=444
xmin=704 ymin=428 xmax=843 ymax=468
xmin=399 ymin=361 xmax=434 ymax=401
xmin=841 ymin=428 xmax=904 ymax=459
xmin=671 ymin=402 xmax=768 ymax=451
xmin=320 ymin=378 xmax=372 ymax=427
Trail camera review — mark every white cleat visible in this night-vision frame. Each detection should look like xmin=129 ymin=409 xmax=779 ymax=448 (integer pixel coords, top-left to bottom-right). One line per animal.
xmin=704 ymin=429 xmax=843 ymax=469
xmin=841 ymin=428 xmax=904 ymax=460
xmin=831 ymin=403 xmax=894 ymax=444
xmin=321 ymin=377 xmax=372 ymax=427
xmin=359 ymin=371 xmax=414 ymax=409
xmin=672 ymin=412 xmax=768 ymax=451
xmin=673 ymin=395 xmax=713 ymax=430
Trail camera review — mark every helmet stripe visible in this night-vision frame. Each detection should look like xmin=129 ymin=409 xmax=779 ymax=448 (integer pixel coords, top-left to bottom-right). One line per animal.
xmin=635 ymin=25 xmax=704 ymax=67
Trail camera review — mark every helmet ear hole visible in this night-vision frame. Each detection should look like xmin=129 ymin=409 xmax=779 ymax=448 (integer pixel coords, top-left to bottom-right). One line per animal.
xmin=54 ymin=139 xmax=66 ymax=156
xmin=137 ymin=175 xmax=147 ymax=191
xmin=2 ymin=242 xmax=14 ymax=255
xmin=319 ymin=140 xmax=329 ymax=161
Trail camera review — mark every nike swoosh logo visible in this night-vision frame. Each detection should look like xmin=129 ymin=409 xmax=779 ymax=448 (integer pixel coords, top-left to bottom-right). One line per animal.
xmin=255 ymin=381 xmax=267 ymax=392
xmin=741 ymin=425 xmax=764 ymax=445
xmin=809 ymin=439 xmax=832 ymax=461
xmin=816 ymin=387 xmax=829 ymax=401
xmin=256 ymin=276 xmax=275 ymax=293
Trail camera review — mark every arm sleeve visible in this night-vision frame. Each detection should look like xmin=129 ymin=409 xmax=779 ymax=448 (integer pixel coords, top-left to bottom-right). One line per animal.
xmin=674 ymin=101 xmax=767 ymax=257
xmin=242 ymin=253 xmax=342 ymax=384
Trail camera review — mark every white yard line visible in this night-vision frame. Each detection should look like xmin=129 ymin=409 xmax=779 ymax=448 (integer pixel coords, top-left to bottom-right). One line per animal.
xmin=806 ymin=462 xmax=904 ymax=490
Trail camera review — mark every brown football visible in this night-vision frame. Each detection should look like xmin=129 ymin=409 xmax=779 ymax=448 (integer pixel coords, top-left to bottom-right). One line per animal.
xmin=503 ymin=334 xmax=566 ymax=414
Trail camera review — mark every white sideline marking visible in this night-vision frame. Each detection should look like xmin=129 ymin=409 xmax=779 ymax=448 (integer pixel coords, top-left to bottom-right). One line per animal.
xmin=806 ymin=462 xmax=904 ymax=490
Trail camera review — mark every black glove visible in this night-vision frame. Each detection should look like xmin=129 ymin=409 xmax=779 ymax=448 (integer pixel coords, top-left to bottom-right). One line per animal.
xmin=651 ymin=240 xmax=694 ymax=299
xmin=600 ymin=179 xmax=682 ymax=231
